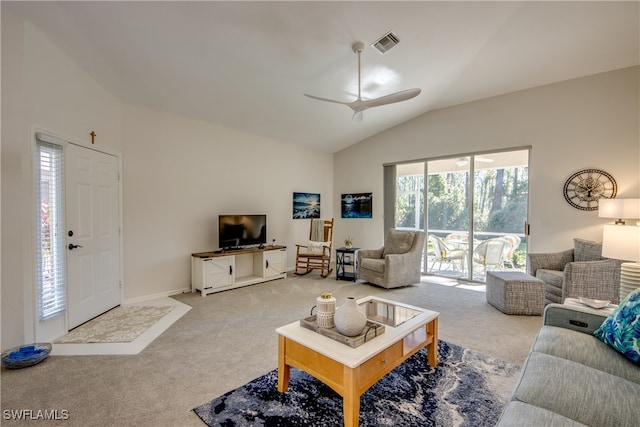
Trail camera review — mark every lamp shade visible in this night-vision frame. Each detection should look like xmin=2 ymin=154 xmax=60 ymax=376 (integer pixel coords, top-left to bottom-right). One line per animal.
xmin=602 ymin=224 xmax=640 ymax=262
xmin=623 ymin=198 xmax=640 ymax=219
xmin=599 ymin=199 xmax=623 ymax=218
xmin=599 ymin=198 xmax=640 ymax=220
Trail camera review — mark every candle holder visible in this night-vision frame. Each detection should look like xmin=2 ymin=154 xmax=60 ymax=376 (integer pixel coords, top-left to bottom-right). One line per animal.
xmin=315 ymin=293 xmax=336 ymax=328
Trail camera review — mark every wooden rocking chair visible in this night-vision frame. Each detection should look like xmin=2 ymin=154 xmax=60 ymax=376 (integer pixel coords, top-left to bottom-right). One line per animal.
xmin=295 ymin=218 xmax=334 ymax=277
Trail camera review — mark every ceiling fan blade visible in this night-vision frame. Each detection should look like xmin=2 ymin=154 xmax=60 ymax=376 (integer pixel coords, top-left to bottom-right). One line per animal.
xmin=476 ymin=157 xmax=494 ymax=163
xmin=304 ymin=93 xmax=351 ymax=105
xmin=358 ymin=88 xmax=422 ymax=109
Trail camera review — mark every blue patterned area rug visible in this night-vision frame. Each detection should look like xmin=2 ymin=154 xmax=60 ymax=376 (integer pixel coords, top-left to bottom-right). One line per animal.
xmin=193 ymin=340 xmax=519 ymax=427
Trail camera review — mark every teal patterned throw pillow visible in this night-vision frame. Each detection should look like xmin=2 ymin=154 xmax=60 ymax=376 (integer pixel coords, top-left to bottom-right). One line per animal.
xmin=594 ymin=288 xmax=640 ymax=363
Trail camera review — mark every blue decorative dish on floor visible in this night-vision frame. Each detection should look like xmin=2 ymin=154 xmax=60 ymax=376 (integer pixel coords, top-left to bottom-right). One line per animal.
xmin=1 ymin=343 xmax=52 ymax=369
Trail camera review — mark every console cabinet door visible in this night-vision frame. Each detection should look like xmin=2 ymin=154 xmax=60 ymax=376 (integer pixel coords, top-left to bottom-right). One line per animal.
xmin=204 ymin=256 xmax=234 ymax=289
xmin=263 ymin=250 xmax=285 ymax=279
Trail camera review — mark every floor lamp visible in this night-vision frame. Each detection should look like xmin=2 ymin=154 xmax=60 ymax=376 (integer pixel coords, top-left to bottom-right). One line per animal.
xmin=602 ymin=224 xmax=640 ymax=301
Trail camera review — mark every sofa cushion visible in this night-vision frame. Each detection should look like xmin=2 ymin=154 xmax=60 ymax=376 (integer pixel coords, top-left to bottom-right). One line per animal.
xmin=498 ymin=402 xmax=587 ymax=427
xmin=360 ymin=257 xmax=385 ymax=274
xmin=537 ymin=270 xmax=563 ymax=304
xmin=573 ymin=238 xmax=603 ymax=262
xmin=544 ymin=292 xmax=562 ymax=305
xmin=536 ymin=269 xmax=563 ymax=289
xmin=513 ymin=352 xmax=640 ymax=427
xmin=594 ymin=288 xmax=640 ymax=363
xmin=382 ymin=229 xmax=414 ymax=257
xmin=532 ymin=325 xmax=640 ymax=383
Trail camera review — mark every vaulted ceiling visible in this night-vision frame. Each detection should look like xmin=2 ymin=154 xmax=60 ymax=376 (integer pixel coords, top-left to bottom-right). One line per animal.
xmin=5 ymin=1 xmax=639 ymax=153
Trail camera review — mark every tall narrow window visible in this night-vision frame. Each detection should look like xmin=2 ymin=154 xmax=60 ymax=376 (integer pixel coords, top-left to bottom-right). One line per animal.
xmin=35 ymin=138 xmax=66 ymax=320
xmin=395 ymin=163 xmax=425 ymax=230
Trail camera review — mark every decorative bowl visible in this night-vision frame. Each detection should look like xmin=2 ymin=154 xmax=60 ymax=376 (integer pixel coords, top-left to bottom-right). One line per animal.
xmin=1 ymin=343 xmax=52 ymax=369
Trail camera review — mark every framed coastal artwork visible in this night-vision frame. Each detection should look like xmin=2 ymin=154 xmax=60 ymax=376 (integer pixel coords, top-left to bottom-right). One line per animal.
xmin=341 ymin=192 xmax=372 ymax=218
xmin=293 ymin=192 xmax=321 ymax=219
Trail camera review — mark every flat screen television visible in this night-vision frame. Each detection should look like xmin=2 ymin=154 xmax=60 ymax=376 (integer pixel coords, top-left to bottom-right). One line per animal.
xmin=218 ymin=214 xmax=267 ymax=249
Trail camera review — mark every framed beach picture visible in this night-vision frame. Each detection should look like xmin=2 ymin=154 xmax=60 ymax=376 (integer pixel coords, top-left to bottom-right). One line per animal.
xmin=341 ymin=192 xmax=372 ymax=218
xmin=293 ymin=192 xmax=321 ymax=219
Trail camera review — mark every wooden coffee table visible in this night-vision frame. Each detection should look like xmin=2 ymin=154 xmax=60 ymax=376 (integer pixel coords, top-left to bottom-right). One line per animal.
xmin=276 ymin=296 xmax=439 ymax=427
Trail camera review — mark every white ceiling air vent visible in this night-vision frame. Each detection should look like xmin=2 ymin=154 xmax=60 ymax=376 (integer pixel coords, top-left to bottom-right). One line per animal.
xmin=371 ymin=31 xmax=400 ymax=54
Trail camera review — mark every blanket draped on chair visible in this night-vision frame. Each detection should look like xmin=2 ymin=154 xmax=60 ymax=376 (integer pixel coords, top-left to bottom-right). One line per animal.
xmin=310 ymin=218 xmax=324 ymax=241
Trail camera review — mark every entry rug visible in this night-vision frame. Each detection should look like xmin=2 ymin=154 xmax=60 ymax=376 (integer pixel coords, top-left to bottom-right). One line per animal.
xmin=193 ymin=340 xmax=520 ymax=426
xmin=56 ymin=305 xmax=173 ymax=343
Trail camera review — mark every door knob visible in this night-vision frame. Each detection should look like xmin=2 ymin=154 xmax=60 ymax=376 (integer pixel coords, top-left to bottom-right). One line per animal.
xmin=68 ymin=244 xmax=83 ymax=250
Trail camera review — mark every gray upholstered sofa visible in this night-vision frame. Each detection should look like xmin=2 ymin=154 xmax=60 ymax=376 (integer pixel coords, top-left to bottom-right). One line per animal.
xmin=497 ymin=304 xmax=640 ymax=426
xmin=357 ymin=229 xmax=426 ymax=289
xmin=528 ymin=238 xmax=622 ymax=305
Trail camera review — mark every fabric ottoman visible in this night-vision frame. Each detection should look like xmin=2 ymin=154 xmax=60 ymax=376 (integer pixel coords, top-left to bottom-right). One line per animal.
xmin=486 ymin=271 xmax=545 ymax=315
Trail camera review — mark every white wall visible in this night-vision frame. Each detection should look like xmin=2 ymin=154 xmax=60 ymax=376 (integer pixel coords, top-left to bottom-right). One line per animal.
xmin=1 ymin=9 xmax=28 ymax=351
xmin=121 ymin=105 xmax=333 ymax=301
xmin=2 ymin=13 xmax=124 ymax=348
xmin=2 ymin=8 xmax=637 ymax=351
xmin=333 ymin=67 xmax=640 ymax=253
xmin=1 ymin=11 xmax=334 ymax=348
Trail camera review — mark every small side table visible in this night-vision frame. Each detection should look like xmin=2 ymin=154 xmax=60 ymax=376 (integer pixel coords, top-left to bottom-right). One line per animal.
xmin=336 ymin=247 xmax=359 ymax=282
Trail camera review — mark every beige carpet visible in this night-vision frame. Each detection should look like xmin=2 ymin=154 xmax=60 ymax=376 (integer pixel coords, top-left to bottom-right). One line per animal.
xmin=1 ymin=275 xmax=542 ymax=427
xmin=56 ymin=305 xmax=174 ymax=343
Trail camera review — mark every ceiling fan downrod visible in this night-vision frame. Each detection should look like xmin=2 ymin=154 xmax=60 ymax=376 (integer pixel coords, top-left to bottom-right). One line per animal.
xmin=353 ymin=41 xmax=364 ymax=102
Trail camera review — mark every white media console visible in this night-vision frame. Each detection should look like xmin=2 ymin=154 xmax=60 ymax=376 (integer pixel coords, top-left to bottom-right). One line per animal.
xmin=191 ymin=245 xmax=287 ymax=296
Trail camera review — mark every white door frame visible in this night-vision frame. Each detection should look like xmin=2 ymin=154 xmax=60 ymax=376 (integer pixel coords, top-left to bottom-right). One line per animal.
xmin=31 ymin=129 xmax=124 ymax=341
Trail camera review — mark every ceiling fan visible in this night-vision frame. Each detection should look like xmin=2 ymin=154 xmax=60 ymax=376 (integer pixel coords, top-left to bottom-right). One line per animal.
xmin=304 ymin=42 xmax=421 ymax=122
xmin=455 ymin=157 xmax=495 ymax=167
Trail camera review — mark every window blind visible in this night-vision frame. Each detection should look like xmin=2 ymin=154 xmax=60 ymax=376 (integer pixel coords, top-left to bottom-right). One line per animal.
xmin=35 ymin=138 xmax=66 ymax=320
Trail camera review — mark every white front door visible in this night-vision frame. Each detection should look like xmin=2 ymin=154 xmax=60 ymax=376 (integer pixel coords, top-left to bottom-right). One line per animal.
xmin=66 ymin=143 xmax=121 ymax=329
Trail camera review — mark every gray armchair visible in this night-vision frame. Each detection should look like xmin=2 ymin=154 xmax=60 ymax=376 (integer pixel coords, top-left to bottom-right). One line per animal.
xmin=357 ymin=229 xmax=426 ymax=289
xmin=528 ymin=238 xmax=622 ymax=305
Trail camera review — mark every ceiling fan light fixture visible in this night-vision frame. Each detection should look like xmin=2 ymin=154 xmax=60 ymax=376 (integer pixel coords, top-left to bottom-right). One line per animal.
xmin=476 ymin=156 xmax=494 ymax=163
xmin=456 ymin=158 xmax=468 ymax=167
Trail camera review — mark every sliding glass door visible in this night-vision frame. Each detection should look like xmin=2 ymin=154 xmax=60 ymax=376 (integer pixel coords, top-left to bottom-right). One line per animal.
xmin=470 ymin=151 xmax=529 ymax=281
xmin=393 ymin=148 xmax=529 ymax=282
xmin=423 ymin=157 xmax=471 ymax=280
xmin=396 ymin=162 xmax=424 ymax=231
